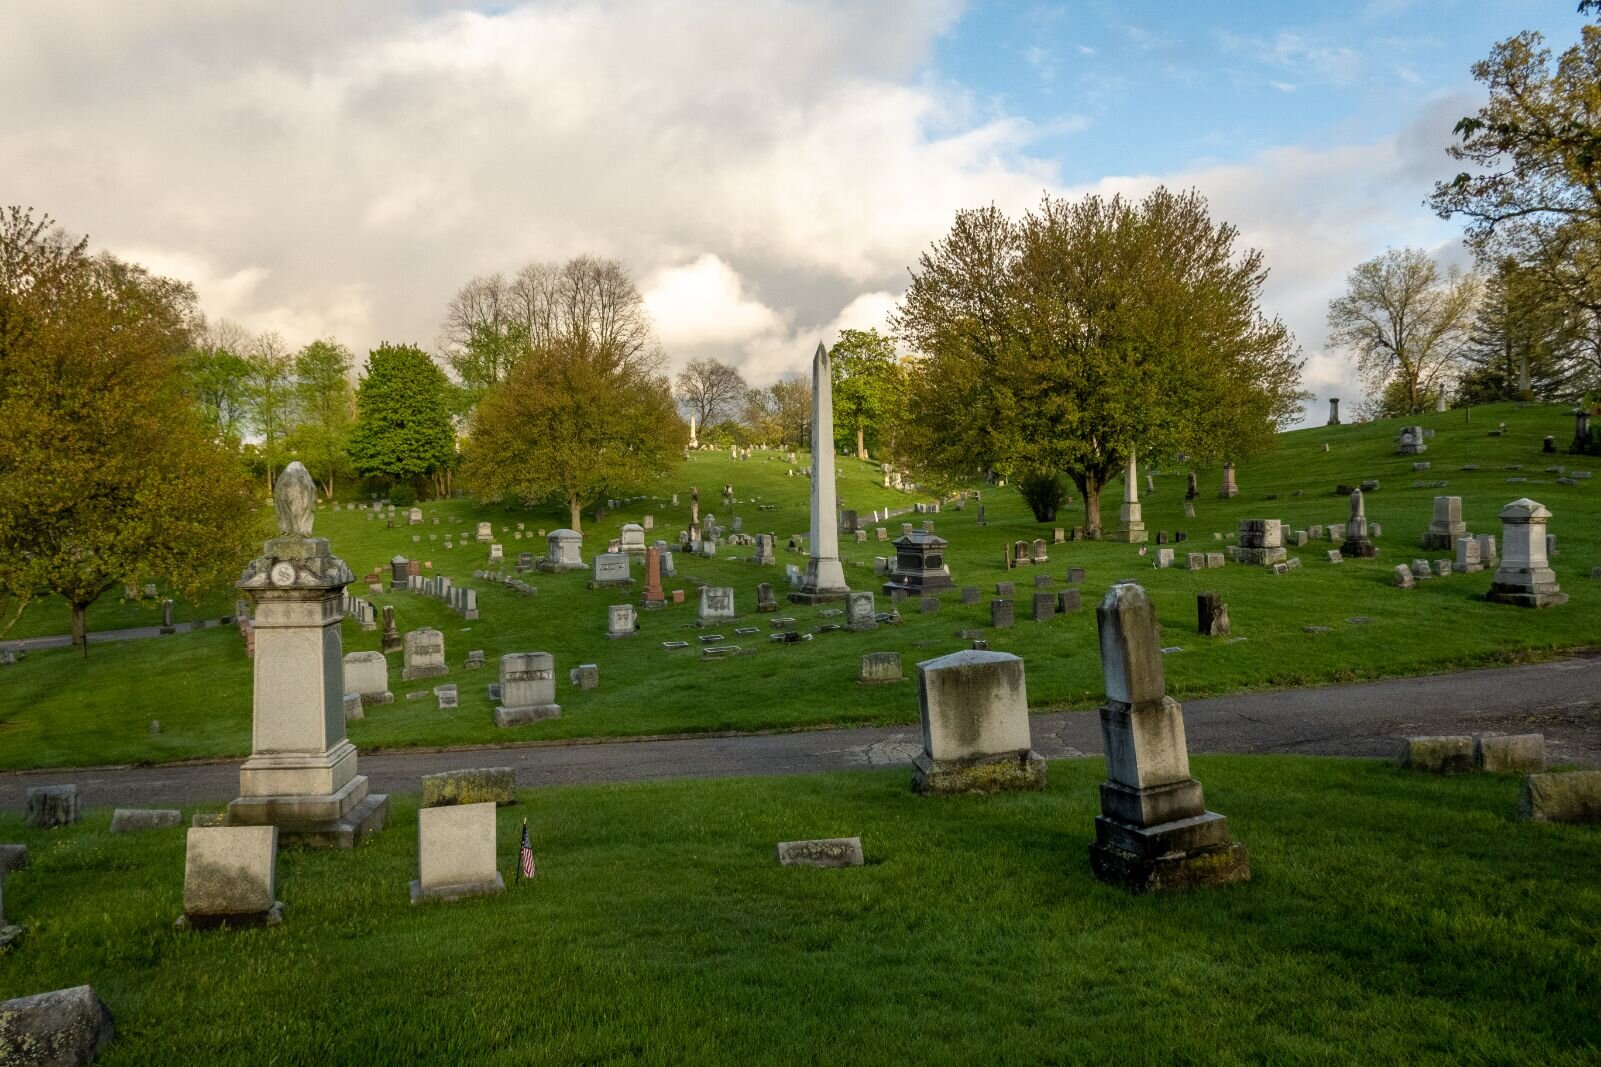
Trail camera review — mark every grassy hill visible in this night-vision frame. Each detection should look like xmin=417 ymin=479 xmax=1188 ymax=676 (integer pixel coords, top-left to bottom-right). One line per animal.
xmin=1 ymin=401 xmax=1596 ymax=771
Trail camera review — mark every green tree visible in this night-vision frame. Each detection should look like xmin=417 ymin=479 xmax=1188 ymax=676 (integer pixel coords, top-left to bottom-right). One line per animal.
xmin=0 ymin=207 xmax=260 ymax=653
xmin=246 ymin=331 xmax=294 ymax=492
xmin=676 ymin=357 xmax=748 ymax=429
xmin=893 ymin=190 xmax=1303 ymax=535
xmin=830 ymin=328 xmax=903 ymax=460
xmin=1458 ymin=259 xmax=1581 ymax=404
xmin=461 ymin=335 xmax=687 ymax=531
xmin=1430 ymin=20 xmax=1601 ymax=340
xmin=182 ymin=317 xmax=254 ymax=443
xmin=1326 ymin=248 xmax=1479 ymax=418
xmin=347 ymin=343 xmax=457 ymax=496
xmin=290 ymin=338 xmax=356 ymax=499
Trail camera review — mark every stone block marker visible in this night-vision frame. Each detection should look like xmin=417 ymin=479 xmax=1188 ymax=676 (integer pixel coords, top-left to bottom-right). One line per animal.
xmin=0 ymin=845 xmax=28 ymax=877
xmin=495 ymin=652 xmax=561 ymax=727
xmin=1475 ymin=734 xmax=1545 ymax=773
xmin=911 ymin=649 xmax=1046 ymax=795
xmin=859 ymin=651 xmax=903 ymax=685
xmin=570 ymin=663 xmax=599 ymax=690
xmin=109 ymin=809 xmax=182 ymax=833
xmin=1519 ymin=770 xmax=1601 ymax=823
xmin=1032 ymin=591 xmax=1056 ymax=622
xmin=991 ymin=599 xmax=1014 ymax=629
xmin=411 ymin=801 xmax=506 ymax=904
xmin=1397 ymin=736 xmax=1475 ymax=774
xmin=1486 ymin=498 xmax=1567 ymax=608
xmin=25 ymin=785 xmax=79 ymax=829
xmin=1089 ymin=582 xmax=1249 ymax=892
xmin=343 ymin=692 xmax=364 ymax=722
xmin=0 ymin=985 xmax=116 ymax=1066
xmin=401 ymin=628 xmax=448 ymax=682
xmin=179 ymin=825 xmax=282 ymax=928
xmin=421 ymin=768 xmax=518 ymax=808
xmin=775 ymin=837 xmax=864 ymax=868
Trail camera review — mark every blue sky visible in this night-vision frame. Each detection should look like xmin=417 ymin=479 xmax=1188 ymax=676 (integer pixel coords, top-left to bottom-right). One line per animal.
xmin=1 ymin=1 xmax=1591 ymax=424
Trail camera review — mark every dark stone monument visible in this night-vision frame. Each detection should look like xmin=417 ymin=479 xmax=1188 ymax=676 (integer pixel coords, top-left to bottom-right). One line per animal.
xmin=882 ymin=532 xmax=957 ymax=596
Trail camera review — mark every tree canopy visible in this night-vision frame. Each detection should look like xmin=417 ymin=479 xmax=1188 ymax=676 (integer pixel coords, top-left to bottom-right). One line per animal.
xmin=830 ymin=328 xmax=904 ymax=460
xmin=290 ymin=338 xmax=355 ymax=499
xmin=460 ymin=335 xmax=686 ymax=531
xmin=347 ymin=342 xmax=457 ymax=495
xmin=892 ymin=189 xmax=1303 ymax=533
xmin=676 ymin=357 xmax=747 ymax=431
xmin=0 ymin=206 xmax=259 ymax=651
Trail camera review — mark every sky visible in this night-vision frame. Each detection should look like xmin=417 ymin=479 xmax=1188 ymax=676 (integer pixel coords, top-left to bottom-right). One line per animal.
xmin=2 ymin=1 xmax=1593 ymax=427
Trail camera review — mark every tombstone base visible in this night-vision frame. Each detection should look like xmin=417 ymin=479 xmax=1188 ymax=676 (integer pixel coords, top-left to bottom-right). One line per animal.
xmin=787 ymin=589 xmax=851 ymax=605
xmin=358 ymin=691 xmax=394 ymax=706
xmin=177 ymin=901 xmax=285 ymax=930
xmin=536 ymin=561 xmax=587 ymax=573
xmin=1089 ymin=836 xmax=1249 ymax=894
xmin=401 ymin=664 xmax=449 ymax=682
xmin=494 ymin=704 xmax=562 ymax=728
xmin=409 ymin=873 xmax=506 ymax=905
xmin=911 ymin=750 xmax=1047 ymax=795
xmin=588 ymin=579 xmax=635 ymax=591
xmin=1105 ymin=525 xmax=1148 ymax=544
xmin=1339 ymin=539 xmax=1378 ymax=558
xmin=604 ymin=631 xmax=637 ymax=640
xmin=1485 ymin=585 xmax=1568 ymax=608
xmin=228 ymin=778 xmax=389 ymax=850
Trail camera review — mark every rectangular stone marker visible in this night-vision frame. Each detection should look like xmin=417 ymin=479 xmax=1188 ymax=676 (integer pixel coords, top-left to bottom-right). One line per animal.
xmin=1068 ymin=567 xmax=1086 ymax=584
xmin=109 ymin=809 xmax=182 ymax=833
xmin=1519 ymin=770 xmax=1601 ymax=823
xmin=570 ymin=663 xmax=599 ymax=690
xmin=995 ymin=581 xmax=1015 ymax=597
xmin=342 ymin=651 xmax=394 ymax=705
xmin=435 ymin=684 xmax=458 ymax=709
xmin=402 ymin=629 xmax=448 ymax=682
xmin=859 ymin=651 xmax=903 ymax=685
xmin=991 ymin=599 xmax=1014 ymax=628
xmin=846 ymin=591 xmax=877 ymax=631
xmin=912 ymin=649 xmax=1045 ymax=794
xmin=421 ymin=768 xmax=517 ymax=807
xmin=590 ymin=552 xmax=632 ymax=588
xmin=1475 ymin=734 xmax=1545 ymax=773
xmin=698 ymin=586 xmax=736 ymax=626
xmin=776 ymin=838 xmax=864 ymax=868
xmin=1089 ymin=581 xmax=1249 ymax=892
xmin=920 ymin=596 xmax=940 ymax=613
xmin=411 ymin=801 xmax=506 ymax=904
xmin=606 ymin=603 xmax=637 ymax=639
xmin=495 ymin=652 xmax=561 ymax=727
xmin=1397 ymin=736 xmax=1474 ymax=774
xmin=181 ymin=825 xmax=280 ymax=927
xmin=1058 ymin=589 xmax=1082 ymax=614
xmin=25 ymin=785 xmax=81 ymax=828
xmin=1032 ymin=591 xmax=1056 ymax=622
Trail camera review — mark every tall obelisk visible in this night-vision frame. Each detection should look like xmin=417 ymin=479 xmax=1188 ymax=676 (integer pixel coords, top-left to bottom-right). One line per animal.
xmin=793 ymin=342 xmax=850 ymax=603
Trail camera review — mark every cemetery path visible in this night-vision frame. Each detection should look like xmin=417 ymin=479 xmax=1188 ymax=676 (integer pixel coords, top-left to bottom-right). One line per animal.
xmin=0 ymin=619 xmax=233 ymax=653
xmin=4 ymin=655 xmax=1600 ymax=811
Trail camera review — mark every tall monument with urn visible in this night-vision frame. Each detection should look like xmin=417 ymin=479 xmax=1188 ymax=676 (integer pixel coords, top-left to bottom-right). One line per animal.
xmin=228 ymin=462 xmax=389 ymax=846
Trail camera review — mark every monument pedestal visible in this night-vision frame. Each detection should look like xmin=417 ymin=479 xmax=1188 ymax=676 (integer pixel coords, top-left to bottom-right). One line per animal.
xmin=911 ymin=750 xmax=1047 ymax=795
xmin=790 ymin=556 xmax=851 ymax=604
xmin=228 ymin=463 xmax=389 ymax=849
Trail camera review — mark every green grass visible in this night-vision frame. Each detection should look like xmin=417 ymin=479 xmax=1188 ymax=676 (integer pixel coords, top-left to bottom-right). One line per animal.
xmin=2 ymin=401 xmax=1598 ymax=771
xmin=2 ymin=757 xmax=1597 ymax=1064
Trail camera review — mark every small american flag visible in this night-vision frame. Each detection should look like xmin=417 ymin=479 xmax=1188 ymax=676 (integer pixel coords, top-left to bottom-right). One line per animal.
xmin=518 ymin=818 xmax=537 ymax=881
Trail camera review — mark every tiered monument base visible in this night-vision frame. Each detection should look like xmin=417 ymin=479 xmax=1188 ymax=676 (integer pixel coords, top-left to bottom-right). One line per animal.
xmin=911 ymin=750 xmax=1047 ymax=795
xmin=228 ymin=751 xmax=389 ymax=849
xmin=1089 ymin=805 xmax=1249 ymax=892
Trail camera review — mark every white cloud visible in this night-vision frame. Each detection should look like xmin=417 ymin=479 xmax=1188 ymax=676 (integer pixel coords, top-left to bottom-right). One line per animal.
xmin=643 ymin=255 xmax=788 ymax=351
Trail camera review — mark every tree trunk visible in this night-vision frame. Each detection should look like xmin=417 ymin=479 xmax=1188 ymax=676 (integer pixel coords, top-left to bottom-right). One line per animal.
xmin=71 ymin=600 xmax=89 ymax=658
xmin=569 ymin=497 xmax=583 ymax=533
xmin=1078 ymin=476 xmax=1104 ymax=538
xmin=856 ymin=425 xmax=866 ymax=461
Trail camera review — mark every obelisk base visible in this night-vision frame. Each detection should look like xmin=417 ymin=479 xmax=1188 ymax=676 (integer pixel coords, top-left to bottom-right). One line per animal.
xmin=228 ymin=774 xmax=389 ymax=849
xmin=789 ymin=557 xmax=851 ymax=604
xmin=1089 ymin=809 xmax=1249 ymax=892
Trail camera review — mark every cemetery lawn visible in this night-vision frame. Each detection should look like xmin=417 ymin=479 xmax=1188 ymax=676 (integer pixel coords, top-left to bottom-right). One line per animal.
xmin=2 ymin=756 xmax=1598 ymax=1065
xmin=3 ymin=401 xmax=1600 ymax=771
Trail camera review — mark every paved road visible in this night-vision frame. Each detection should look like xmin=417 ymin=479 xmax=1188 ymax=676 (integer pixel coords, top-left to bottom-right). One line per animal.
xmin=0 ymin=618 xmax=234 ymax=654
xmin=4 ymin=655 xmax=1598 ymax=811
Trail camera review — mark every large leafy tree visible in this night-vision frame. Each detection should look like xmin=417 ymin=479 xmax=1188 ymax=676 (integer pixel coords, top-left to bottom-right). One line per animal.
xmin=1457 ymin=259 xmax=1581 ymax=404
xmin=246 ymin=331 xmax=294 ymax=491
xmin=0 ymin=207 xmax=259 ymax=652
xmin=1326 ymin=248 xmax=1480 ymax=418
xmin=893 ymin=189 xmax=1303 ymax=535
xmin=675 ymin=357 xmax=747 ymax=430
xmin=1430 ymin=20 xmax=1601 ymax=342
xmin=290 ymin=338 xmax=355 ymax=499
xmin=347 ymin=343 xmax=457 ymax=496
xmin=830 ymin=328 xmax=904 ymax=460
xmin=742 ymin=377 xmax=811 ymax=449
xmin=461 ymin=335 xmax=686 ymax=531
xmin=182 ymin=317 xmax=254 ymax=443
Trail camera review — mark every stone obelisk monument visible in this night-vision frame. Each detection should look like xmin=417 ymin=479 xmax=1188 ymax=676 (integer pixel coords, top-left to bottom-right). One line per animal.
xmin=792 ymin=342 xmax=850 ymax=603
xmin=228 ymin=462 xmax=389 ymax=847
xmin=1109 ymin=450 xmax=1147 ymax=543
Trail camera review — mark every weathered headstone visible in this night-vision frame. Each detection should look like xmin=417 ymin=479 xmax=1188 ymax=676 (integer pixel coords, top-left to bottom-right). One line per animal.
xmin=698 ymin=586 xmax=737 ymax=627
xmin=775 ymin=838 xmax=864 ymax=868
xmin=1031 ymin=592 xmax=1056 ymax=622
xmin=589 ymin=552 xmax=632 ymax=589
xmin=882 ymin=531 xmax=956 ymax=596
xmin=0 ymin=986 xmax=115 ymax=1064
xmin=911 ymin=649 xmax=1046 ymax=794
xmin=570 ymin=663 xmax=599 ymax=690
xmin=494 ymin=652 xmax=560 ymax=727
xmin=410 ymin=802 xmax=505 ymax=904
xmin=1089 ymin=582 xmax=1249 ymax=891
xmin=606 ymin=603 xmax=638 ymax=639
xmin=1218 ymin=462 xmax=1239 ymax=498
xmin=1197 ymin=592 xmax=1229 ymax=637
xmin=1339 ymin=489 xmax=1377 ymax=558
xmin=24 ymin=785 xmax=79 ymax=828
xmin=991 ymin=599 xmax=1014 ymax=628
xmin=859 ymin=651 xmax=902 ymax=685
xmin=1476 ymin=734 xmax=1545 ymax=773
xmin=846 ymin=591 xmax=877 ymax=631
xmin=180 ymin=825 xmax=281 ymax=927
xmin=1397 ymin=736 xmax=1474 ymax=774
xmin=342 ymin=651 xmax=393 ymax=705
xmin=402 ymin=629 xmax=448 ymax=681
xmin=1519 ymin=770 xmax=1601 ymax=823
xmin=1423 ymin=496 xmax=1467 ymax=550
